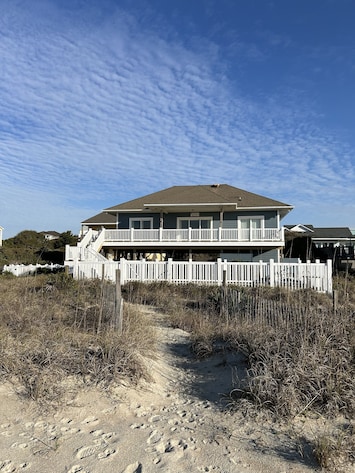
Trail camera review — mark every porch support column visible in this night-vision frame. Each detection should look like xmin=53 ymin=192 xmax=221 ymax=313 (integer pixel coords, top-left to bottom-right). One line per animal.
xmin=159 ymin=212 xmax=164 ymax=242
xmin=219 ymin=208 xmax=224 ymax=241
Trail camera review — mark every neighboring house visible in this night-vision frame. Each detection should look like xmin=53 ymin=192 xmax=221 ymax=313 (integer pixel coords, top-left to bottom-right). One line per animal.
xmin=77 ymin=184 xmax=293 ymax=262
xmin=41 ymin=231 xmax=60 ymax=241
xmin=285 ymin=225 xmax=354 ymax=267
xmin=0 ymin=226 xmax=3 ymax=247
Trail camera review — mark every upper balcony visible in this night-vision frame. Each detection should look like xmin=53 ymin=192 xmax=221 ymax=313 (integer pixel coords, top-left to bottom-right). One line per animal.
xmin=99 ymin=227 xmax=284 ymax=246
xmin=65 ymin=227 xmax=286 ymax=262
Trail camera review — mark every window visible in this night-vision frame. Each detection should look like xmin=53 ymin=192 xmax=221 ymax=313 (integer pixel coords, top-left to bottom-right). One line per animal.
xmin=238 ymin=216 xmax=264 ymax=239
xmin=177 ymin=217 xmax=212 ymax=230
xmin=129 ymin=218 xmax=153 ymax=229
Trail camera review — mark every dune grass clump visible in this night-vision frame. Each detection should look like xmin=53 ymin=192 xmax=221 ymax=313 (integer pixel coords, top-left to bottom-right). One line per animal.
xmin=126 ymin=280 xmax=355 ymax=414
xmin=0 ymin=274 xmax=156 ymax=408
xmin=230 ymin=307 xmax=355 ymax=418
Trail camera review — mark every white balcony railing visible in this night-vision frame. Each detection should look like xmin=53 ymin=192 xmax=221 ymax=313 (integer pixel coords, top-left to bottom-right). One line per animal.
xmin=103 ymin=227 xmax=282 ymax=243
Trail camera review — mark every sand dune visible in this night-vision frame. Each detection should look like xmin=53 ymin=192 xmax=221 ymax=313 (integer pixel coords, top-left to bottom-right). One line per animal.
xmin=0 ymin=308 xmax=322 ymax=473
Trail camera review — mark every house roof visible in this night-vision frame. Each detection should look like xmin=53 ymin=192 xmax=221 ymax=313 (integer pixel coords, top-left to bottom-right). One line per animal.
xmin=41 ymin=231 xmax=60 ymax=237
xmin=82 ymin=212 xmax=117 ymax=225
xmin=285 ymin=224 xmax=314 ymax=233
xmin=311 ymin=227 xmax=353 ymax=240
xmin=285 ymin=225 xmax=353 ymax=240
xmin=104 ymin=184 xmax=293 ymax=216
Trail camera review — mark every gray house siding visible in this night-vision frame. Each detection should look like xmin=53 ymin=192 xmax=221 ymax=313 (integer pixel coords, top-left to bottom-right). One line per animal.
xmin=117 ymin=210 xmax=278 ymax=229
xmin=223 ymin=211 xmax=277 ymax=228
xmin=118 ymin=213 xmax=160 ymax=228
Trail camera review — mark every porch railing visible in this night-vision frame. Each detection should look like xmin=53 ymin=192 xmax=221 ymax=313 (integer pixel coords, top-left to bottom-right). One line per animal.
xmin=103 ymin=227 xmax=282 ymax=243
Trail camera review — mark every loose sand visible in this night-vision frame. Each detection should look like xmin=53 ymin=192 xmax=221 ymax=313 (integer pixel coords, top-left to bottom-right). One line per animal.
xmin=0 ymin=307 xmax=331 ymax=473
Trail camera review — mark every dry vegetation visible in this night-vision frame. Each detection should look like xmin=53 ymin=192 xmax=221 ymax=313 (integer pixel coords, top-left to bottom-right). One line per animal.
xmin=124 ymin=276 xmax=355 ymax=471
xmin=0 ymin=273 xmax=156 ymax=410
xmin=1 ymin=272 xmax=354 ymax=470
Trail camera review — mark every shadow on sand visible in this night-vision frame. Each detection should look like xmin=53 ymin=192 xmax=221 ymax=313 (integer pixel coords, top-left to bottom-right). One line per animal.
xmin=166 ymin=337 xmax=249 ymax=407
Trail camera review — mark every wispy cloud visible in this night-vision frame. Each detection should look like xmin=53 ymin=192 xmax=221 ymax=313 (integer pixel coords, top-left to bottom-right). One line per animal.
xmin=0 ymin=0 xmax=354 ymax=236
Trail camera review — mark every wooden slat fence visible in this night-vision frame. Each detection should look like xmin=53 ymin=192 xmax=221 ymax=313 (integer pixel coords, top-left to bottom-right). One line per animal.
xmin=222 ymin=288 xmax=316 ymax=331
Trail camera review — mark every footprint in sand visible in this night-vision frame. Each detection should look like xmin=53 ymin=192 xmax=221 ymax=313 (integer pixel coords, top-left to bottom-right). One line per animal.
xmin=0 ymin=460 xmax=16 ymax=473
xmin=121 ymin=461 xmax=142 ymax=473
xmin=97 ymin=447 xmax=116 ymax=459
xmin=146 ymin=430 xmax=162 ymax=445
xmin=60 ymin=417 xmax=73 ymax=425
xmin=81 ymin=416 xmax=98 ymax=425
xmin=76 ymin=444 xmax=103 ymax=460
xmin=34 ymin=421 xmax=47 ymax=429
xmin=67 ymin=465 xmax=89 ymax=473
xmin=148 ymin=415 xmax=162 ymax=423
xmin=18 ymin=463 xmax=30 ymax=470
xmin=90 ymin=429 xmax=104 ymax=437
xmin=101 ymin=431 xmax=118 ymax=442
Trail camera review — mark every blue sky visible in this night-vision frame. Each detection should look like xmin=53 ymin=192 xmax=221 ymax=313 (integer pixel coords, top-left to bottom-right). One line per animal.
xmin=1 ymin=0 xmax=354 ymax=238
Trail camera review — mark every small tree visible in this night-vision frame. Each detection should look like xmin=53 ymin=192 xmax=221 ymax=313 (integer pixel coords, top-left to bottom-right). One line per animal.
xmin=54 ymin=231 xmax=78 ymax=249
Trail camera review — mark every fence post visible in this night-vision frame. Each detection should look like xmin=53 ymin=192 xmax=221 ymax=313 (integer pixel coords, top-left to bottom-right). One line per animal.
xmin=222 ymin=268 xmax=227 ymax=287
xmin=97 ymin=265 xmax=106 ymax=334
xmin=140 ymin=259 xmax=145 ymax=282
xmin=217 ymin=258 xmax=222 ymax=286
xmin=113 ymin=269 xmax=123 ymax=333
xmin=327 ymin=259 xmax=333 ymax=294
xmin=119 ymin=258 xmax=126 ymax=285
xmin=221 ymin=268 xmax=228 ymax=324
xmin=74 ymin=258 xmax=78 ymax=279
xmin=269 ymin=259 xmax=275 ymax=288
xmin=167 ymin=258 xmax=173 ymax=282
xmin=187 ymin=259 xmax=193 ymax=283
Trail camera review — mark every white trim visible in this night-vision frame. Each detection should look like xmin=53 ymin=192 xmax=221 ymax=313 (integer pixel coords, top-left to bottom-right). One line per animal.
xmin=237 ymin=206 xmax=293 ymax=210
xmin=288 ymin=224 xmax=314 ymax=233
xmin=144 ymin=203 xmax=238 ymax=208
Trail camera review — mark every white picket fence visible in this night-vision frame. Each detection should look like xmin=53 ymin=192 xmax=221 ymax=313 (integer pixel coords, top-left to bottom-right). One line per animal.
xmin=2 ymin=263 xmax=64 ymax=277
xmin=72 ymin=258 xmax=333 ymax=294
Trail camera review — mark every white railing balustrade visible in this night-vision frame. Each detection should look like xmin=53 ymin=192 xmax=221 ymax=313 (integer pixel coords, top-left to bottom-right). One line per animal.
xmin=65 ymin=244 xmax=80 ymax=261
xmin=101 ymin=227 xmax=282 ymax=243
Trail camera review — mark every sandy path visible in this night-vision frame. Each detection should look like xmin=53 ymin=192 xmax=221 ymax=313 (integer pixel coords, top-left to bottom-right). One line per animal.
xmin=0 ymin=307 xmax=319 ymax=473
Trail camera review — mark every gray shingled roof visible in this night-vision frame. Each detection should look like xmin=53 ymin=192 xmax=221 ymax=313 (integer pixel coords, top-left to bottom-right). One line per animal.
xmin=311 ymin=227 xmax=353 ymax=239
xmin=285 ymin=225 xmax=353 ymax=240
xmin=104 ymin=184 xmax=293 ymax=211
xmin=82 ymin=212 xmax=116 ymax=225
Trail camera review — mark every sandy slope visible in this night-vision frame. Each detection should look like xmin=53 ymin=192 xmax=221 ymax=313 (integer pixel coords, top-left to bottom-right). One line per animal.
xmin=0 ymin=307 xmax=322 ymax=473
